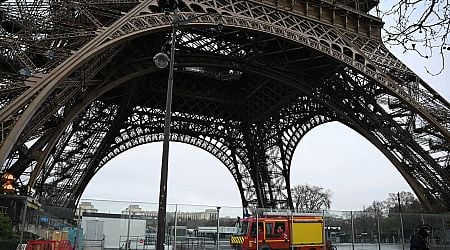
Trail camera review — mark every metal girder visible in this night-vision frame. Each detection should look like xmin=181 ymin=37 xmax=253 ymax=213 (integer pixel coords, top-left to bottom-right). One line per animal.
xmin=321 ymin=69 xmax=450 ymax=212
xmin=0 ymin=0 xmax=449 ymax=212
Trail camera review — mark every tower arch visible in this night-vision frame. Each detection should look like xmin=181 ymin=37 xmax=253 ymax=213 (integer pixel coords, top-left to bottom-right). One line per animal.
xmin=0 ymin=0 xmax=448 ymax=211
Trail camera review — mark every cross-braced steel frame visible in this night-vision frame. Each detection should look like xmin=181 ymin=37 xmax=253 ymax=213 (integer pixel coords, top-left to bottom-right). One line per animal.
xmin=0 ymin=0 xmax=449 ymax=212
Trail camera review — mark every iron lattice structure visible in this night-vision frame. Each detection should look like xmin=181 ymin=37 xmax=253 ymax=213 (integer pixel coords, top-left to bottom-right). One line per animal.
xmin=0 ymin=0 xmax=449 ymax=212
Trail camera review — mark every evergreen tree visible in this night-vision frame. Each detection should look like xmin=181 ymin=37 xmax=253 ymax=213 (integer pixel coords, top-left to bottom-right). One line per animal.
xmin=0 ymin=213 xmax=13 ymax=240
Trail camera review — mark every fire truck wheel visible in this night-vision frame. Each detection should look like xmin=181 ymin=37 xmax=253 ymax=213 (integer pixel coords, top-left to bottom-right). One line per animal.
xmin=258 ymin=243 xmax=271 ymax=250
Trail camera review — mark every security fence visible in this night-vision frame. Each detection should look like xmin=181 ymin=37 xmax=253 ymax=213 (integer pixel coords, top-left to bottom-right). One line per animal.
xmin=68 ymin=199 xmax=450 ymax=250
xmin=0 ymin=197 xmax=74 ymax=250
xmin=325 ymin=210 xmax=450 ymax=250
xmin=74 ymin=199 xmax=242 ymax=250
xmin=7 ymin=198 xmax=450 ymax=250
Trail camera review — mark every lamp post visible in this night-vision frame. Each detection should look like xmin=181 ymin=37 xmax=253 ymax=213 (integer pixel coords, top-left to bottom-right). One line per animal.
xmin=154 ymin=17 xmax=177 ymax=250
xmin=153 ymin=5 xmax=222 ymax=249
xmin=216 ymin=206 xmax=221 ymax=250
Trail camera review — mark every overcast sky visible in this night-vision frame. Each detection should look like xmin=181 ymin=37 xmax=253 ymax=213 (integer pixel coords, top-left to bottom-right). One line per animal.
xmin=81 ymin=9 xmax=449 ymax=214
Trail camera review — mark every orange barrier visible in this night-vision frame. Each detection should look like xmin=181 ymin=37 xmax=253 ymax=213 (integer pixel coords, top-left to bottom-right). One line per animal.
xmin=25 ymin=240 xmax=73 ymax=250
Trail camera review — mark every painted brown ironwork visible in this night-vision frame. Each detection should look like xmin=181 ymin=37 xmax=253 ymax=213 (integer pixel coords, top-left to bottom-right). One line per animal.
xmin=0 ymin=0 xmax=449 ymax=212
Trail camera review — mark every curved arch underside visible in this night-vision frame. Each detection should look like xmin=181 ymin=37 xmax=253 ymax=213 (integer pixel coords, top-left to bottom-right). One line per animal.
xmin=0 ymin=0 xmax=449 ymax=212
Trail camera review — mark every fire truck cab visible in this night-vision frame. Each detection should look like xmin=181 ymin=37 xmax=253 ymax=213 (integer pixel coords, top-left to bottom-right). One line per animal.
xmin=230 ymin=212 xmax=328 ymax=250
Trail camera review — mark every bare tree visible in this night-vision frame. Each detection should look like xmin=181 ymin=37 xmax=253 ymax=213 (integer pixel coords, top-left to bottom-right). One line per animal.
xmin=380 ymin=0 xmax=450 ymax=74
xmin=291 ymin=184 xmax=331 ymax=211
xmin=364 ymin=200 xmax=386 ymax=215
xmin=384 ymin=191 xmax=423 ymax=213
xmin=364 ymin=191 xmax=423 ymax=214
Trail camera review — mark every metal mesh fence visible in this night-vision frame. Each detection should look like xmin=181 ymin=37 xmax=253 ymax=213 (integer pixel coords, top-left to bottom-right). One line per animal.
xmin=0 ymin=199 xmax=73 ymax=250
xmin=10 ymin=199 xmax=450 ymax=250
xmin=72 ymin=199 xmax=242 ymax=249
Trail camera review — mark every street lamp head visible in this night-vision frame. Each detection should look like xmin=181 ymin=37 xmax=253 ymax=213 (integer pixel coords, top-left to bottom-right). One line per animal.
xmin=153 ymin=52 xmax=170 ymax=69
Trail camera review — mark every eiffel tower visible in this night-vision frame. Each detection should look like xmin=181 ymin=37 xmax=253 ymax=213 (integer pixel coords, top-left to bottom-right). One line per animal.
xmin=0 ymin=0 xmax=449 ymax=213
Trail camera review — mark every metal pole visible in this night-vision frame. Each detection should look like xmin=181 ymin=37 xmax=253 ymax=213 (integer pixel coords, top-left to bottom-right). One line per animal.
xmin=323 ymin=210 xmax=327 ymax=250
xmin=19 ymin=197 xmax=28 ymax=246
xmin=291 ymin=210 xmax=294 ymax=250
xmin=256 ymin=210 xmax=259 ymax=249
xmin=376 ymin=212 xmax=381 ymax=250
xmin=399 ymin=213 xmax=405 ymax=250
xmin=443 ymin=216 xmax=447 ymax=250
xmin=75 ymin=206 xmax=81 ymax=250
xmin=126 ymin=204 xmax=131 ymax=250
xmin=398 ymin=193 xmax=405 ymax=250
xmin=351 ymin=211 xmax=355 ymax=250
xmin=174 ymin=205 xmax=178 ymax=249
xmin=156 ymin=17 xmax=177 ymax=250
xmin=216 ymin=207 xmax=221 ymax=250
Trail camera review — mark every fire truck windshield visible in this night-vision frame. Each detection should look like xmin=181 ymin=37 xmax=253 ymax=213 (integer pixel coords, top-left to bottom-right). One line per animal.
xmin=236 ymin=221 xmax=248 ymax=235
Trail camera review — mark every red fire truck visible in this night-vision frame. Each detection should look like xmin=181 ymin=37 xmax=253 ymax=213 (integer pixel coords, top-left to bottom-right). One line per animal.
xmin=230 ymin=212 xmax=329 ymax=250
